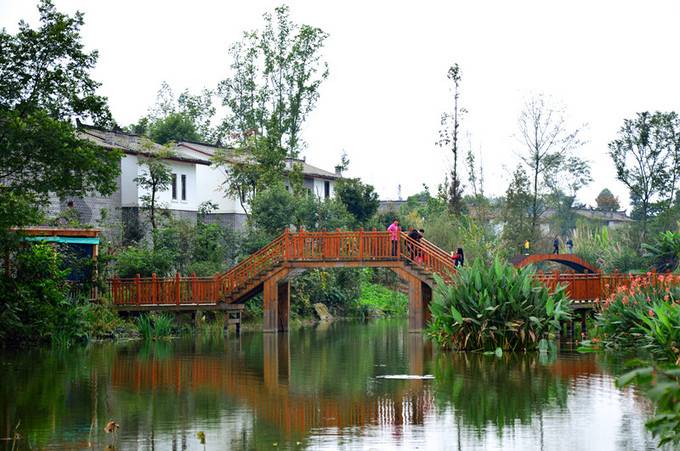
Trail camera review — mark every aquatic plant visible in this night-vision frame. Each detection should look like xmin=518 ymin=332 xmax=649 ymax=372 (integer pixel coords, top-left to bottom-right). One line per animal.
xmin=428 ymin=258 xmax=571 ymax=351
xmin=135 ymin=313 xmax=174 ymax=340
xmin=596 ymin=274 xmax=680 ymax=363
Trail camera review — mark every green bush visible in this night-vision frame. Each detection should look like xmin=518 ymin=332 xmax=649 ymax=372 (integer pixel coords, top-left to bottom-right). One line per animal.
xmin=595 ymin=274 xmax=680 ymax=363
xmin=113 ymin=246 xmax=174 ymax=277
xmin=428 ymin=258 xmax=571 ymax=351
xmin=643 ymin=231 xmax=680 ymax=272
xmin=0 ymin=243 xmax=88 ymax=345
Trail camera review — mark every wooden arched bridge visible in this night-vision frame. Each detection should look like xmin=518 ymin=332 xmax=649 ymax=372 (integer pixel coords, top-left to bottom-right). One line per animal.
xmin=512 ymin=253 xmax=599 ymax=274
xmin=111 ymin=230 xmax=453 ymax=332
xmin=109 ymin=229 xmax=639 ymax=332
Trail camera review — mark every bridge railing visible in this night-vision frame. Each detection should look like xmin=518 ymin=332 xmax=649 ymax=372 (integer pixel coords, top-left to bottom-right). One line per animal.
xmin=285 ymin=230 xmax=398 ymax=261
xmin=109 ymin=273 xmax=221 ymax=306
xmin=400 ymin=234 xmax=456 ymax=281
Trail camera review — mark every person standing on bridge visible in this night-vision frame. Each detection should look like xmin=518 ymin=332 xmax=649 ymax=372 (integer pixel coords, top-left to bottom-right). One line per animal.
xmin=388 ymin=219 xmax=400 ymax=256
xmin=523 ymin=239 xmax=530 ymax=255
xmin=566 ymin=238 xmax=574 ymax=254
xmin=553 ymin=236 xmax=560 ymax=255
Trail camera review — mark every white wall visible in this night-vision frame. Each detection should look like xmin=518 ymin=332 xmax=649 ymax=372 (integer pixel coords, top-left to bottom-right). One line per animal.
xmin=120 ymin=154 xmax=139 ymax=207
xmin=131 ymin=158 xmax=199 ymax=211
xmin=195 ymin=164 xmax=248 ymax=214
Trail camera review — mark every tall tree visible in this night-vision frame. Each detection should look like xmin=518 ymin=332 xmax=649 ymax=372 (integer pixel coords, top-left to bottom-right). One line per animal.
xmin=595 ymin=188 xmax=621 ymax=211
xmin=501 ymin=167 xmax=534 ymax=250
xmin=218 ymin=5 xmax=329 ymax=155
xmin=516 ymin=95 xmax=589 ymax=238
xmin=436 ymin=64 xmax=464 ymax=213
xmin=214 ymin=5 xmax=329 ymax=213
xmin=608 ymin=112 xmax=678 ymax=237
xmin=0 ymin=0 xmax=120 ymax=240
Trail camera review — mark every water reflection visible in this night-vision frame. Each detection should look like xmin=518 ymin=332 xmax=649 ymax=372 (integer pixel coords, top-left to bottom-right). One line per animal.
xmin=0 ymin=320 xmax=665 ymax=450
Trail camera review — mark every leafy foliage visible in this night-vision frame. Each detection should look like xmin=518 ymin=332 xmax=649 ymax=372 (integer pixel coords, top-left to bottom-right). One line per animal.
xmin=0 ymin=243 xmax=84 ymax=345
xmin=334 ymin=178 xmax=380 ymax=227
xmin=608 ymin=111 xmax=680 ymax=236
xmin=642 ymin=231 xmax=680 ymax=272
xmin=428 ymin=258 xmax=571 ymax=351
xmin=0 ymin=0 xmax=120 ymax=243
xmin=134 ymin=142 xmax=175 ymax=231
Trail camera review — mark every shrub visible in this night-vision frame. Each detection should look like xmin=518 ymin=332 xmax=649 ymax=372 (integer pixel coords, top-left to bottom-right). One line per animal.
xmin=113 ymin=246 xmax=174 ymax=277
xmin=596 ymin=274 xmax=680 ymax=363
xmin=428 ymin=258 xmax=571 ymax=351
xmin=643 ymin=231 xmax=680 ymax=272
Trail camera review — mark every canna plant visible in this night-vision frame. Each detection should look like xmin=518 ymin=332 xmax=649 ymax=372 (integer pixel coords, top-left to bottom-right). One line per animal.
xmin=596 ymin=273 xmax=680 ymax=363
xmin=428 ymin=258 xmax=571 ymax=351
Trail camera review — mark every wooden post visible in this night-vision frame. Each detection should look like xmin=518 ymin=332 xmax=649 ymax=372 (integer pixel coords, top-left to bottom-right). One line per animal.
xmin=263 ymin=270 xmax=290 ymax=332
xmin=151 ymin=272 xmax=157 ymax=305
xmin=112 ymin=277 xmax=120 ymax=305
xmin=135 ymin=273 xmax=141 ymax=305
xmin=175 ymin=272 xmax=181 ymax=306
xmin=191 ymin=272 xmax=197 ymax=304
xmin=283 ymin=228 xmax=289 ymax=261
xmin=359 ymin=227 xmax=364 ymax=260
xmin=213 ymin=273 xmax=220 ymax=303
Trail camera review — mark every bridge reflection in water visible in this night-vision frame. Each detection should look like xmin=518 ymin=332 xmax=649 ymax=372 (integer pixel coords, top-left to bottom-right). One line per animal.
xmin=111 ymin=332 xmax=435 ymax=437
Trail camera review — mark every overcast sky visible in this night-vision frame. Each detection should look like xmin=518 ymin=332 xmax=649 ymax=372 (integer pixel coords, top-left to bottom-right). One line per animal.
xmin=3 ymin=0 xmax=680 ymax=208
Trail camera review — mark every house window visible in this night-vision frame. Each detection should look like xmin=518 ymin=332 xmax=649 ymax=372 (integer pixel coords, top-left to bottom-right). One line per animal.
xmin=171 ymin=174 xmax=177 ymax=200
xmin=324 ymin=181 xmax=330 ymax=199
xmin=181 ymin=174 xmax=187 ymax=201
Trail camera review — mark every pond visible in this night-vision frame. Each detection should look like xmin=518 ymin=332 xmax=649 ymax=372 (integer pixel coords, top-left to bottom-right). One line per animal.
xmin=0 ymin=320 xmax=665 ymax=450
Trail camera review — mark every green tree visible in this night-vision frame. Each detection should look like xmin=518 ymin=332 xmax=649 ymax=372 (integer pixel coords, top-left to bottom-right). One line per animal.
xmin=502 ymin=167 xmax=534 ymax=251
xmin=128 ymin=82 xmax=215 ymax=144
xmin=134 ymin=142 xmax=174 ymax=233
xmin=517 ymin=95 xmax=590 ymax=239
xmin=214 ymin=5 xmax=328 ymax=212
xmin=595 ymin=188 xmax=621 ymax=211
xmin=0 ymin=0 xmax=120 ymax=242
xmin=218 ymin=5 xmax=329 ymax=156
xmin=609 ymin=112 xmax=679 ymax=238
xmin=436 ymin=64 xmax=464 ymax=213
xmin=334 ymin=178 xmax=380 ymax=227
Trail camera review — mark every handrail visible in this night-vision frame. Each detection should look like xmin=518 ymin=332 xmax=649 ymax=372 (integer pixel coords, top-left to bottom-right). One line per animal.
xmin=401 ymin=234 xmax=456 ymax=281
xmin=403 ymin=233 xmax=453 ymax=262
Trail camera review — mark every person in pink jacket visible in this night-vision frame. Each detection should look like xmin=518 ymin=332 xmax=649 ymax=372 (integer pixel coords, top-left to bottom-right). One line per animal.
xmin=387 ymin=219 xmax=400 ymax=256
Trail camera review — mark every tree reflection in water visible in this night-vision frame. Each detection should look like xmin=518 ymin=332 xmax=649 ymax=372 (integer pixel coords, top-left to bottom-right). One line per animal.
xmin=433 ymin=352 xmax=571 ymax=433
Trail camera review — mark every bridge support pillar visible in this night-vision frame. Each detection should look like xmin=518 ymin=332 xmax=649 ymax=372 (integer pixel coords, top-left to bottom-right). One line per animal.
xmin=408 ymin=279 xmax=432 ymax=333
xmin=263 ymin=270 xmax=290 ymax=333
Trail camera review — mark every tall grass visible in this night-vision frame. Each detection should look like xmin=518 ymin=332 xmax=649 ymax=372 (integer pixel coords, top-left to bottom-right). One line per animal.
xmin=428 ymin=258 xmax=571 ymax=351
xmin=135 ymin=313 xmax=174 ymax=340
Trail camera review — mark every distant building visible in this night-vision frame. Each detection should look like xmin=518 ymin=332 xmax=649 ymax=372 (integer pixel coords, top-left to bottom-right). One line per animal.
xmin=48 ymin=125 xmax=340 ymax=235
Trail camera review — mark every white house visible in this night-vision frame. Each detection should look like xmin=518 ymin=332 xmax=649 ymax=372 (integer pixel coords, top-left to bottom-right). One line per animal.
xmin=49 ymin=126 xmax=340 ymax=234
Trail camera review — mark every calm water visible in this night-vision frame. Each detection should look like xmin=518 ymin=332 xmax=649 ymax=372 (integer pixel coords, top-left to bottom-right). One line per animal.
xmin=0 ymin=320 xmax=665 ymax=450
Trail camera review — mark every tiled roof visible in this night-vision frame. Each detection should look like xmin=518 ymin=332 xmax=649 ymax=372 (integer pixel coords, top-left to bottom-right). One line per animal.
xmin=78 ymin=126 xmax=210 ymax=166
